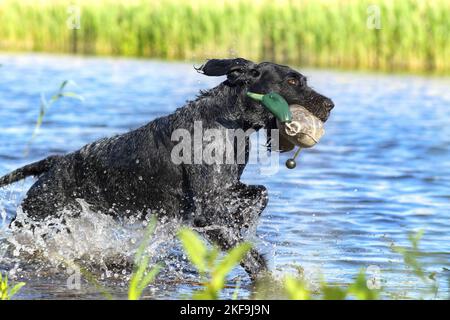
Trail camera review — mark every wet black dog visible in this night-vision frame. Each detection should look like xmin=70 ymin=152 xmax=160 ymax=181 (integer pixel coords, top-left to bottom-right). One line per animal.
xmin=0 ymin=58 xmax=333 ymax=279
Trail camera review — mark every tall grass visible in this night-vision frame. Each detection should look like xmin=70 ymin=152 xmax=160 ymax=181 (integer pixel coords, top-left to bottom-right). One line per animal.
xmin=0 ymin=0 xmax=449 ymax=72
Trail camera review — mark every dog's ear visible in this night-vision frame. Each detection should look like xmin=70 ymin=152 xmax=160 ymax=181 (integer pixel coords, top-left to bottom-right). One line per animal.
xmin=196 ymin=58 xmax=255 ymax=84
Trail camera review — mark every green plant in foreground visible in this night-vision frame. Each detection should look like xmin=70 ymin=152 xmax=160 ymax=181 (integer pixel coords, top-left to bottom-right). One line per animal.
xmin=278 ymin=229 xmax=440 ymax=300
xmin=257 ymin=268 xmax=379 ymax=300
xmin=177 ymin=228 xmax=381 ymax=300
xmin=391 ymin=230 xmax=439 ymax=298
xmin=0 ymin=273 xmax=25 ymax=300
xmin=178 ymin=228 xmax=251 ymax=299
xmin=128 ymin=217 xmax=162 ymax=300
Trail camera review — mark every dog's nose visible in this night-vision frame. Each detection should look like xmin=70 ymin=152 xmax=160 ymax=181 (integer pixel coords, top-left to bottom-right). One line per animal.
xmin=323 ymin=99 xmax=334 ymax=112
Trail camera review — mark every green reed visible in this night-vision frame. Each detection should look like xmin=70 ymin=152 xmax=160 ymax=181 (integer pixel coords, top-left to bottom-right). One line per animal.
xmin=0 ymin=0 xmax=449 ymax=73
xmin=0 ymin=273 xmax=25 ymax=300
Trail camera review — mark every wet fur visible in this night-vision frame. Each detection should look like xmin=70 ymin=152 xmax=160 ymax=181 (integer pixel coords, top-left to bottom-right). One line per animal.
xmin=0 ymin=58 xmax=333 ymax=279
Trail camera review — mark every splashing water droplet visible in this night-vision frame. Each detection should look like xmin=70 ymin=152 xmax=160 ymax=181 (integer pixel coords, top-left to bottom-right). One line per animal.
xmin=1 ymin=200 xmax=185 ymax=285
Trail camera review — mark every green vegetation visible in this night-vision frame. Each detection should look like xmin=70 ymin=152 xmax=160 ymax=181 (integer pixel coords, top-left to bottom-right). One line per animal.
xmin=1 ymin=228 xmax=446 ymax=299
xmin=259 ymin=269 xmax=380 ymax=300
xmin=26 ymin=80 xmax=83 ymax=154
xmin=178 ymin=228 xmax=446 ymax=300
xmin=0 ymin=0 xmax=449 ymax=73
xmin=128 ymin=217 xmax=162 ymax=300
xmin=391 ymin=230 xmax=439 ymax=298
xmin=0 ymin=273 xmax=25 ymax=300
xmin=177 ymin=228 xmax=380 ymax=300
xmin=178 ymin=228 xmax=251 ymax=299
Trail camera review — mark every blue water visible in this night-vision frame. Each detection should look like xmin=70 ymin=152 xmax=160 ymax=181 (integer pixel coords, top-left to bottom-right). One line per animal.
xmin=0 ymin=54 xmax=449 ymax=299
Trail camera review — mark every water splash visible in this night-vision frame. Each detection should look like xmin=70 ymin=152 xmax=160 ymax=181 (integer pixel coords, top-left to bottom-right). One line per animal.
xmin=0 ymin=200 xmax=185 ymax=284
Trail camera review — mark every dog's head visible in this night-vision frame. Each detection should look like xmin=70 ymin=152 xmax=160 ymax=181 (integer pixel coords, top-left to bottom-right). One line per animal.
xmin=198 ymin=58 xmax=334 ymax=152
xmin=198 ymin=58 xmax=334 ymax=124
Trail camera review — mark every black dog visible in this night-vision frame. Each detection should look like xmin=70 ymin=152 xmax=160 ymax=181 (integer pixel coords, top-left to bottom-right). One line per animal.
xmin=0 ymin=58 xmax=333 ymax=279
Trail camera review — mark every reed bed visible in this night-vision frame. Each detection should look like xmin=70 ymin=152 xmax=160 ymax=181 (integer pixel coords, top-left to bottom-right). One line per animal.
xmin=0 ymin=0 xmax=449 ymax=73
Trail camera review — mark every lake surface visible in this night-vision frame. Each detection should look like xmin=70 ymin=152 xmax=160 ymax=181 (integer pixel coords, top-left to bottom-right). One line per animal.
xmin=0 ymin=54 xmax=449 ymax=299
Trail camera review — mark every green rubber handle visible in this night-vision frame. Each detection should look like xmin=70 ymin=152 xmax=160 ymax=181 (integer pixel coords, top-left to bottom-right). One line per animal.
xmin=247 ymin=91 xmax=292 ymax=123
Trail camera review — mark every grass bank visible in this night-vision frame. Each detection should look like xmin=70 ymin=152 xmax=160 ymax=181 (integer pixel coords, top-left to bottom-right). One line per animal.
xmin=0 ymin=0 xmax=449 ymax=73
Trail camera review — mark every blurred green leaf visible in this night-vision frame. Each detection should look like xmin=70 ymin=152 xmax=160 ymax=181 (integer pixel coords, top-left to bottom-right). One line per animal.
xmin=232 ymin=278 xmax=241 ymax=300
xmin=26 ymin=80 xmax=84 ymax=155
xmin=348 ymin=270 xmax=379 ymax=300
xmin=321 ymin=284 xmax=347 ymax=300
xmin=178 ymin=228 xmax=252 ymax=300
xmin=0 ymin=273 xmax=26 ymax=300
xmin=211 ymin=242 xmax=251 ymax=291
xmin=128 ymin=217 xmax=161 ymax=300
xmin=392 ymin=230 xmax=427 ymax=280
xmin=178 ymin=228 xmax=208 ymax=274
xmin=8 ymin=282 xmax=26 ymax=298
xmin=59 ymin=91 xmax=85 ymax=101
xmin=284 ymin=276 xmax=311 ymax=300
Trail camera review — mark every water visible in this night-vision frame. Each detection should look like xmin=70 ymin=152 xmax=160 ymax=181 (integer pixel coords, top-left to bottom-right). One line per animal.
xmin=0 ymin=53 xmax=449 ymax=299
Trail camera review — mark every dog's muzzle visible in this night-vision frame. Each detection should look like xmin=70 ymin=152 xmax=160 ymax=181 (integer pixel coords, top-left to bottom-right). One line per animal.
xmin=246 ymin=92 xmax=325 ymax=148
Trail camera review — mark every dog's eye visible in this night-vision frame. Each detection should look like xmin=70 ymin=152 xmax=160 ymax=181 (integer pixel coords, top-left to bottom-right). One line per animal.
xmin=287 ymin=78 xmax=299 ymax=86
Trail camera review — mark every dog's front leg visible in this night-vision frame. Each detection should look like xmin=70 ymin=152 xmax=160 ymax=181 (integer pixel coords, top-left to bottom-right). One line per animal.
xmin=201 ymin=226 xmax=268 ymax=281
xmin=191 ymin=183 xmax=269 ymax=280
